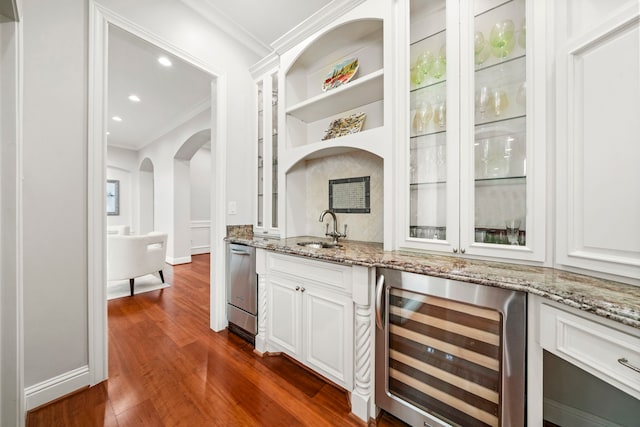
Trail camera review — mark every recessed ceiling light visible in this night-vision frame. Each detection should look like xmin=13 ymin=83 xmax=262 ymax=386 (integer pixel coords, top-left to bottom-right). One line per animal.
xmin=128 ymin=94 xmax=141 ymax=102
xmin=106 ymin=131 xmax=110 ymax=135
xmin=112 ymin=116 xmax=123 ymax=122
xmin=158 ymin=56 xmax=172 ymax=67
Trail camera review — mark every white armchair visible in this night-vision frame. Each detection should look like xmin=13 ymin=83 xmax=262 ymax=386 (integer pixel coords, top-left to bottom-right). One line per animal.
xmin=107 ymin=232 xmax=168 ymax=296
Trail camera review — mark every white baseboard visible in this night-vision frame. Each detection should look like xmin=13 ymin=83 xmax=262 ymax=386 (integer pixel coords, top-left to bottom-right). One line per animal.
xmin=191 ymin=245 xmax=210 ymax=255
xmin=25 ymin=366 xmax=90 ymax=411
xmin=544 ymin=398 xmax=624 ymax=427
xmin=166 ymin=256 xmax=191 ymax=265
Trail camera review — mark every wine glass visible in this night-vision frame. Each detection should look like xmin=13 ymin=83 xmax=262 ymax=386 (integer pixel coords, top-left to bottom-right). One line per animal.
xmin=489 ymin=19 xmax=515 ymax=58
xmin=505 ymin=219 xmax=521 ymax=245
xmin=416 ymin=51 xmax=434 ymax=77
xmin=518 ymin=18 xmax=526 ymax=49
xmin=412 ymin=102 xmax=432 ymax=134
xmin=474 ymin=31 xmax=491 ymax=66
xmin=492 ymin=89 xmax=509 ymax=116
xmin=431 ymin=44 xmax=446 ymax=79
xmin=434 ymin=102 xmax=446 ymax=128
xmin=476 ymin=85 xmax=491 ymax=117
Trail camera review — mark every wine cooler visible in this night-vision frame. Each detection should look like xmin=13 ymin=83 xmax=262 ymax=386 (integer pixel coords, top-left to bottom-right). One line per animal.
xmin=375 ymin=268 xmax=526 ymax=427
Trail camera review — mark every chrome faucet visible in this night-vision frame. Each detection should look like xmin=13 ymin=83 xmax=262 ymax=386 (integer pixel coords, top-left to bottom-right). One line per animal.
xmin=319 ymin=209 xmax=347 ymax=244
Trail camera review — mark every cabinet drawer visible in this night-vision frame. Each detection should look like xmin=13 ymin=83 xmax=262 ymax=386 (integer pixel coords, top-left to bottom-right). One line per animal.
xmin=540 ymin=304 xmax=640 ymax=399
xmin=267 ymin=253 xmax=352 ymax=293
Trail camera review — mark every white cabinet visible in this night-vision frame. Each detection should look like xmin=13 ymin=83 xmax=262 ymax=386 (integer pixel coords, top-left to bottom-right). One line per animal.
xmin=251 ymin=55 xmax=280 ymax=238
xmin=257 ymin=250 xmax=375 ymax=422
xmin=265 ymin=253 xmax=354 ymax=389
xmin=554 ymin=0 xmax=640 ymax=282
xmin=540 ymin=303 xmax=640 ymax=401
xmin=267 ymin=275 xmax=300 ymax=355
xmin=396 ymin=0 xmax=547 ymax=261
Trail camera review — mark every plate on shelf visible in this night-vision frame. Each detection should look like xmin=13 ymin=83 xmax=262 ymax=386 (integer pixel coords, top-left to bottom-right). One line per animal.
xmin=322 ymin=112 xmax=366 ymax=141
xmin=322 ymin=57 xmax=359 ymax=92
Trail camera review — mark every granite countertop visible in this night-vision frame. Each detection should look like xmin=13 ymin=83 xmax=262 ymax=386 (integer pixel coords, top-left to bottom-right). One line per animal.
xmin=227 ymin=227 xmax=640 ymax=330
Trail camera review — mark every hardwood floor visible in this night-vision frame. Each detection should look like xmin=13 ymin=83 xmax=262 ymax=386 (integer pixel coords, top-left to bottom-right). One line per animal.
xmin=27 ymin=254 xmax=408 ymax=426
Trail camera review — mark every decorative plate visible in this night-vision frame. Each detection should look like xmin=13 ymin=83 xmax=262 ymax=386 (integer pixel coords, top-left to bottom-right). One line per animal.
xmin=322 ymin=112 xmax=367 ymax=141
xmin=322 ymin=57 xmax=359 ymax=92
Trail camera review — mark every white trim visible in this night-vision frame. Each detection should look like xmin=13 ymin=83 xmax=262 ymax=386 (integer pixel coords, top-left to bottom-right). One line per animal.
xmin=0 ymin=16 xmax=25 ymax=427
xmin=271 ymin=0 xmax=367 ymax=54
xmin=191 ymin=246 xmax=210 ymax=255
xmin=248 ymin=51 xmax=278 ymax=79
xmin=179 ymin=0 xmax=271 ymax=58
xmin=166 ymin=256 xmax=192 ymax=266
xmin=24 ymin=367 xmax=90 ymax=411
xmin=87 ymin=0 xmax=109 ymax=386
xmin=190 ymin=220 xmax=211 ymax=229
xmin=88 ymin=0 xmax=228 ymax=393
xmin=544 ymin=398 xmax=624 ymax=427
xmin=211 ymin=76 xmax=228 ymax=333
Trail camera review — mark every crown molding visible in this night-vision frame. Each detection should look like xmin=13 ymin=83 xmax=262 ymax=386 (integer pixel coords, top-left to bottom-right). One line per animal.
xmin=180 ymin=0 xmax=271 ymax=58
xmin=271 ymin=0 xmax=367 ymax=54
xmin=249 ymin=51 xmax=279 ymax=79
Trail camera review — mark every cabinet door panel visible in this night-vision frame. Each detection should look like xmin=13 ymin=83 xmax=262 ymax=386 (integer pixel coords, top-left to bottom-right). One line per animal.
xmin=267 ymin=277 xmax=300 ymax=357
xmin=556 ymin=4 xmax=640 ymax=280
xmin=303 ymin=288 xmax=353 ymax=389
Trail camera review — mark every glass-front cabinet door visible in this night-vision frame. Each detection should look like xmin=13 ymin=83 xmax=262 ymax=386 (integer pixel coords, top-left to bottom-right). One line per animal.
xmin=407 ymin=0 xmax=459 ymax=254
xmin=402 ymin=0 xmax=546 ymax=261
xmin=254 ymin=65 xmax=280 ymax=238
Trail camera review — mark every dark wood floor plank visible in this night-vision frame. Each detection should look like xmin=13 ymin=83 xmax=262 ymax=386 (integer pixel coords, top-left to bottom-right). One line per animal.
xmin=27 ymin=254 xmax=408 ymax=426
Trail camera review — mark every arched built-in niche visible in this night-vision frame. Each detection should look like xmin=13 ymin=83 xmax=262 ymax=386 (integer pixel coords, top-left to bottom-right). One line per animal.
xmin=139 ymin=157 xmax=155 ymax=234
xmin=172 ymin=129 xmax=211 ymax=263
xmin=285 ymin=148 xmax=384 ymax=243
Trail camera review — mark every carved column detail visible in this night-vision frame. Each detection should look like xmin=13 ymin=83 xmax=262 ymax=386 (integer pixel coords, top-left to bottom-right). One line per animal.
xmin=354 ymin=302 xmax=372 ymax=397
xmin=255 ymin=273 xmax=268 ymax=353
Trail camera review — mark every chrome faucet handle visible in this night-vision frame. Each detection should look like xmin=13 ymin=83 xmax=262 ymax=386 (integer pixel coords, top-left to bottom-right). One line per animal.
xmin=342 ymin=224 xmax=347 ymax=238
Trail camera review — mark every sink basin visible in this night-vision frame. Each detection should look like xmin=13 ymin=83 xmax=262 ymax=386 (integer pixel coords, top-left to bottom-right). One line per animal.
xmin=297 ymin=241 xmax=343 ymax=249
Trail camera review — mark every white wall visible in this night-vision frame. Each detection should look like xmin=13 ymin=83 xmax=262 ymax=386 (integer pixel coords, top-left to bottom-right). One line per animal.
xmin=190 ymin=147 xmax=211 ymax=254
xmin=107 ymin=146 xmax=138 ymax=232
xmin=138 ymin=110 xmax=210 ymax=264
xmin=190 ymin=147 xmax=211 ymax=220
xmin=22 ymin=0 xmax=89 ymax=388
xmin=20 ymin=0 xmax=259 ymax=407
xmin=1 ymin=16 xmax=22 ymax=427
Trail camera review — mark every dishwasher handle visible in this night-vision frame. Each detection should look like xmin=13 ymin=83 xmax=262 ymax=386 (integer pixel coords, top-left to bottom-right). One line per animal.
xmin=230 ymin=249 xmax=251 ymax=256
xmin=375 ymin=274 xmax=385 ymax=330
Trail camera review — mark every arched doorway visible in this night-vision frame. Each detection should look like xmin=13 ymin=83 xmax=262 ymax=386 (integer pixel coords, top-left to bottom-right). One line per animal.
xmin=171 ymin=129 xmax=211 ymax=264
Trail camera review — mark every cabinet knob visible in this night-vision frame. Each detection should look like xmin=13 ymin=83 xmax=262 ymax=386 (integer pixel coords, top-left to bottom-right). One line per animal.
xmin=295 ymin=286 xmax=300 ymax=291
xmin=453 ymin=248 xmax=458 ymax=254
xmin=300 ymin=287 xmax=306 ymax=293
xmin=461 ymin=248 xmax=466 ymax=254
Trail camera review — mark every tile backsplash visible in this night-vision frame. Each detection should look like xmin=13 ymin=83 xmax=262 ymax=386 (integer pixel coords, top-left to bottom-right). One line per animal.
xmin=305 ymin=151 xmax=383 ymax=243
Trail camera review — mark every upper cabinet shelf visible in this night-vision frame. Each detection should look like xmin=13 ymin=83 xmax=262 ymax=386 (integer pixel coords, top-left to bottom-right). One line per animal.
xmin=282 ymin=17 xmax=384 ymax=149
xmin=286 ymin=68 xmax=383 ymax=123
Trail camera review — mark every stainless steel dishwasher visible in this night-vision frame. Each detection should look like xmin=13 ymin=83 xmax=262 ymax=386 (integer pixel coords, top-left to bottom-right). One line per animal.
xmin=226 ymin=243 xmax=257 ymax=344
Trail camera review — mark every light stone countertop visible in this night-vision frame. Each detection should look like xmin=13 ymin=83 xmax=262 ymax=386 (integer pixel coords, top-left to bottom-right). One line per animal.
xmin=226 ymin=228 xmax=640 ymax=330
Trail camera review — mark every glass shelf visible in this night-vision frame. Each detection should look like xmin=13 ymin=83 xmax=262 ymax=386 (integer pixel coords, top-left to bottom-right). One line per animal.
xmin=475 ymin=175 xmax=525 ymax=183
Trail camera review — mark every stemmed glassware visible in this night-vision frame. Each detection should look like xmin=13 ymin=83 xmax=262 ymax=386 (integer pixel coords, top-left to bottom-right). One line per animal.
xmin=489 ymin=19 xmax=515 ymax=58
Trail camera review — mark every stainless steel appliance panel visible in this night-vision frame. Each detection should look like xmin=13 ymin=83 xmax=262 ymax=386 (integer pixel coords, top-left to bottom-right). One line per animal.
xmin=226 ymin=243 xmax=257 ymax=341
xmin=375 ymin=268 xmax=526 ymax=427
xmin=227 ymin=243 xmax=257 ymax=314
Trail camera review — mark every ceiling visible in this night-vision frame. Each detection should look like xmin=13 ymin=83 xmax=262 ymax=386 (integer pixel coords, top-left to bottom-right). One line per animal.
xmin=107 ymin=0 xmax=332 ymax=151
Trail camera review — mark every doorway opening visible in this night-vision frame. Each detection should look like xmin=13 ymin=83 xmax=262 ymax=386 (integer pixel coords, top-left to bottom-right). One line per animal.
xmin=89 ymin=4 xmax=228 ymax=386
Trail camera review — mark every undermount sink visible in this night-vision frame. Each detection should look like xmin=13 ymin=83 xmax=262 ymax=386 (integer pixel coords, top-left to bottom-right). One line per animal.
xmin=297 ymin=241 xmax=343 ymax=249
